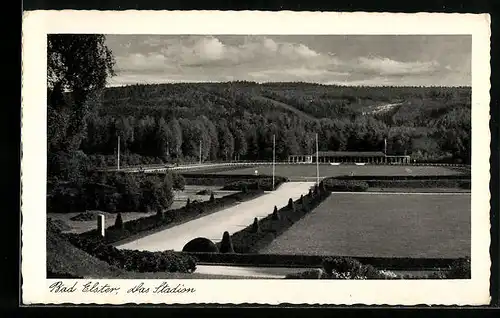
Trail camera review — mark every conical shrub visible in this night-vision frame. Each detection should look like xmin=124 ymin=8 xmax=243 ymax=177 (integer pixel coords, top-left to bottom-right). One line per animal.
xmin=186 ymin=198 xmax=191 ymax=207
xmin=156 ymin=210 xmax=164 ymax=220
xmin=287 ymin=198 xmax=295 ymax=211
xmin=272 ymin=206 xmax=280 ymax=220
xmin=219 ymin=231 xmax=235 ymax=253
xmin=314 ymin=184 xmax=321 ymax=197
xmin=251 ymin=217 xmax=260 ymax=233
xmin=114 ymin=212 xmax=124 ymax=230
xmin=209 ymin=192 xmax=215 ymax=203
xmin=299 ymin=194 xmax=304 ymax=205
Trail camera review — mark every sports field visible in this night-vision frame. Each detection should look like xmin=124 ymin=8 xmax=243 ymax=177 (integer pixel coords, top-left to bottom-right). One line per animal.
xmin=195 ymin=164 xmax=465 ymax=179
xmin=260 ymin=192 xmax=470 ymax=258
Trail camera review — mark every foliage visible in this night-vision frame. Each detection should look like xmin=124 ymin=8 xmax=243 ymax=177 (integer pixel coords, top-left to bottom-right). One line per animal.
xmin=446 ymin=257 xmax=471 ymax=279
xmin=219 ymin=231 xmax=235 ymax=254
xmin=322 ymin=179 xmax=369 ymax=192
xmin=47 ymin=172 xmax=177 ymax=213
xmin=77 ymin=189 xmax=264 ymax=244
xmin=182 ymin=237 xmax=219 ymax=253
xmin=48 ymin=34 xmax=115 ymax=155
xmin=78 ymin=82 xmax=471 ymax=165
xmin=67 ymin=233 xmax=196 ymax=273
xmin=114 ymin=212 xmax=124 ymax=229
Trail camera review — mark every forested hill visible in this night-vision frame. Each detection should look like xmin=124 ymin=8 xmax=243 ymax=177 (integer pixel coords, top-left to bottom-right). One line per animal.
xmin=79 ymin=82 xmax=471 ymax=165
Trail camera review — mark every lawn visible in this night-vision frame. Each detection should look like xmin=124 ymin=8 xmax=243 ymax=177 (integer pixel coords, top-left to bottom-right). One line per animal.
xmin=260 ymin=193 xmax=470 ymax=258
xmin=199 ymin=164 xmax=465 ymax=179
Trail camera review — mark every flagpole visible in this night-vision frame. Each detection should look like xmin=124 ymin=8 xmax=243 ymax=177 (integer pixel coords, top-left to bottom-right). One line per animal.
xmin=316 ymin=133 xmax=319 ymax=185
xmin=272 ymin=134 xmax=275 ymax=190
xmin=117 ymin=136 xmax=120 ymax=171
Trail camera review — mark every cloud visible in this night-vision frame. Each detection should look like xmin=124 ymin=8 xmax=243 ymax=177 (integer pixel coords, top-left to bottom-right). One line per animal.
xmin=357 ymin=56 xmax=441 ymax=76
xmin=107 ymin=35 xmax=467 ymax=87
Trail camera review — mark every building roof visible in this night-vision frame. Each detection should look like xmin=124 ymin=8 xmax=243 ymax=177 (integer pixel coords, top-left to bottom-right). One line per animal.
xmin=311 ymin=151 xmax=387 ymax=157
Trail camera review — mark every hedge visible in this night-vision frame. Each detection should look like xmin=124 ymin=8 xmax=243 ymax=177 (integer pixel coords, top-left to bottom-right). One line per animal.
xmin=321 ymin=177 xmax=471 ymax=190
xmin=78 ymin=189 xmax=264 ymax=245
xmin=221 ymin=176 xmax=288 ymax=191
xmin=178 ymin=251 xmax=463 ymax=270
xmin=332 ymin=175 xmax=471 ymax=181
xmin=67 ymin=234 xmax=197 ymax=273
xmin=322 ymin=179 xmax=369 ymax=192
xmin=181 ymin=174 xmax=290 ymax=187
xmin=218 ymin=184 xmax=331 ymax=253
xmin=366 ymin=179 xmax=471 ymax=189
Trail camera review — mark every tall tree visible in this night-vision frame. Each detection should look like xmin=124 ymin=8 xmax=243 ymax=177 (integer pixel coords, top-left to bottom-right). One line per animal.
xmin=48 ymin=34 xmax=115 ymax=153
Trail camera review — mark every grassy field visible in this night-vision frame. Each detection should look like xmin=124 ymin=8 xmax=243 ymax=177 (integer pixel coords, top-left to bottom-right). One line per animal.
xmin=197 ymin=164 xmax=465 ymax=179
xmin=260 ymin=193 xmax=470 ymax=258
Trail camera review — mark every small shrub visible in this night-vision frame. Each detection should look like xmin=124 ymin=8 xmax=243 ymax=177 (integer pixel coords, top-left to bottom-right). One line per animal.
xmin=186 ymin=198 xmax=191 ymax=207
xmin=182 ymin=237 xmax=219 ymax=253
xmin=114 ymin=212 xmax=124 ymax=230
xmin=219 ymin=231 xmax=235 ymax=253
xmin=446 ymin=257 xmax=471 ymax=279
xmin=272 ymin=206 xmax=280 ymax=220
xmin=251 ymin=217 xmax=260 ymax=233
xmin=299 ymin=195 xmax=304 ymax=205
xmin=287 ymin=198 xmax=294 ymax=211
xmin=209 ymin=193 xmax=215 ymax=202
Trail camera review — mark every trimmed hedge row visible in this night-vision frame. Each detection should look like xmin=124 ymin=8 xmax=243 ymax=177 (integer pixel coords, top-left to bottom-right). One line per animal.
xmin=322 ymin=179 xmax=369 ymax=192
xmin=178 ymin=251 xmax=463 ymax=270
xmin=367 ymin=179 xmax=471 ymax=189
xmin=333 ymin=174 xmax=471 ymax=181
xmin=221 ymin=176 xmax=288 ymax=191
xmin=321 ymin=176 xmax=471 ymax=190
xmin=78 ymin=189 xmax=264 ymax=244
xmin=217 ymin=183 xmax=331 ymax=253
xmin=67 ymin=234 xmax=197 ymax=273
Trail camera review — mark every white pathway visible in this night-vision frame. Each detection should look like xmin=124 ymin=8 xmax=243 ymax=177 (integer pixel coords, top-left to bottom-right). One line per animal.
xmin=194 ymin=265 xmax=319 ymax=278
xmin=115 ymin=182 xmax=315 ymax=252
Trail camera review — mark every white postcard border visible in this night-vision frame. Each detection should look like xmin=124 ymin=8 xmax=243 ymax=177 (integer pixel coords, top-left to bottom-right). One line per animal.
xmin=21 ymin=10 xmax=491 ymax=305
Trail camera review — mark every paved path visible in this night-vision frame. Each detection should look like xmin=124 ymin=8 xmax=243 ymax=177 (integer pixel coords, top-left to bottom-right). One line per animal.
xmin=115 ymin=182 xmax=315 ymax=252
xmin=194 ymin=265 xmax=318 ymax=278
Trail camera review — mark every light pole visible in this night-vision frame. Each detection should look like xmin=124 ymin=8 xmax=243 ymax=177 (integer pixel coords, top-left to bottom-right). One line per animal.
xmin=199 ymin=139 xmax=202 ymax=164
xmin=117 ymin=135 xmax=120 ymax=171
xmin=273 ymin=134 xmax=276 ymax=190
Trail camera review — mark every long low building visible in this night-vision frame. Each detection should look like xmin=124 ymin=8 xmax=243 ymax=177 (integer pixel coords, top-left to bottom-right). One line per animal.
xmin=288 ymin=151 xmax=411 ymax=164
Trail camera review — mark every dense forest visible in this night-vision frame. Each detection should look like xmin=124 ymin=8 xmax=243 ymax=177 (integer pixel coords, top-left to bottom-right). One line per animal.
xmin=46 ymin=34 xmax=471 ymax=215
xmin=81 ymin=81 xmax=471 ymax=166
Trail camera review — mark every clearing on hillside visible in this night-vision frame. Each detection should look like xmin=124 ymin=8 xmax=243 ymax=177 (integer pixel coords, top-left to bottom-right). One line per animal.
xmin=260 ymin=192 xmax=470 ymax=258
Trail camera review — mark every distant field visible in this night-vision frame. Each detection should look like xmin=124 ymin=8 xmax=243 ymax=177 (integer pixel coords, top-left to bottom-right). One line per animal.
xmin=195 ymin=164 xmax=465 ymax=179
xmin=260 ymin=193 xmax=470 ymax=258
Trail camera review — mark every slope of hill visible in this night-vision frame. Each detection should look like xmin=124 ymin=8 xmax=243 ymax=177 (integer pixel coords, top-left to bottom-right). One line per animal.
xmin=46 ymin=218 xmax=121 ymax=278
xmin=46 ymin=219 xmax=264 ymax=279
xmin=78 ymin=82 xmax=471 ymax=165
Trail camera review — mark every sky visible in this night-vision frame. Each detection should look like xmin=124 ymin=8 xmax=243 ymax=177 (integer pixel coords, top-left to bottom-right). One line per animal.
xmin=104 ymin=35 xmax=471 ymax=87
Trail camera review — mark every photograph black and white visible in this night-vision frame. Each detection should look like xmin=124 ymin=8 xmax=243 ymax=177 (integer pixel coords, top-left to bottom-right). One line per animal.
xmin=21 ymin=11 xmax=491 ymax=305
xmin=46 ymin=33 xmax=473 ymax=280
